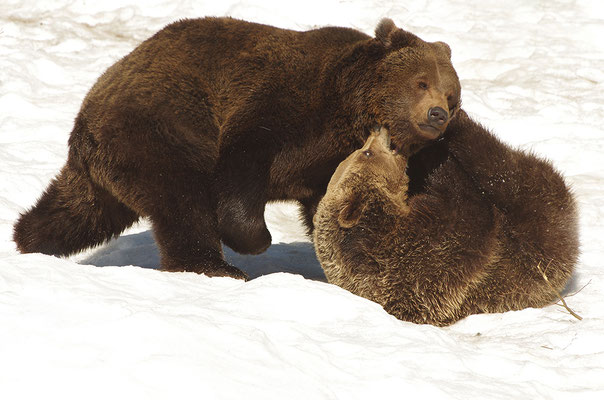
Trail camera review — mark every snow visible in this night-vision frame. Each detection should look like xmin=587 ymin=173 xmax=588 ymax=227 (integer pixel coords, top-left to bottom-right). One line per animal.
xmin=1 ymin=0 xmax=603 ymax=398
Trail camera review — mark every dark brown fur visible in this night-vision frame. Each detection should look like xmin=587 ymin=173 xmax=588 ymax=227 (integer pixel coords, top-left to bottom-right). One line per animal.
xmin=313 ymin=112 xmax=579 ymax=326
xmin=13 ymin=18 xmax=460 ymax=279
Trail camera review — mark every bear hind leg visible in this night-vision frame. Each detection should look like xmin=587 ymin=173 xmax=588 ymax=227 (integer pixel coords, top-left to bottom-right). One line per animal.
xmin=148 ymin=186 xmax=248 ymax=280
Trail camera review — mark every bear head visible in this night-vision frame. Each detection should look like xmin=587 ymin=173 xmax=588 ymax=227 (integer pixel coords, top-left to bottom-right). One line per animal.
xmin=322 ymin=126 xmax=409 ymax=229
xmin=365 ymin=19 xmax=461 ymax=156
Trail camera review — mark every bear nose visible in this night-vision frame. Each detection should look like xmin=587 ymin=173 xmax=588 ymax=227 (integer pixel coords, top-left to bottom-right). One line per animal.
xmin=428 ymin=107 xmax=448 ymax=126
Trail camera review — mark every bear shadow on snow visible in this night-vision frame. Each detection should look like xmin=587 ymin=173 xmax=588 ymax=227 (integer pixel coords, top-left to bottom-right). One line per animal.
xmin=78 ymin=222 xmax=580 ymax=296
xmin=79 ymin=231 xmax=326 ymax=281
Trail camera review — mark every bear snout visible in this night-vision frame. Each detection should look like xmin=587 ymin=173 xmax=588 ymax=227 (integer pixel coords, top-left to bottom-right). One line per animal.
xmin=415 ymin=106 xmax=449 ymax=140
xmin=428 ymin=106 xmax=448 ymax=126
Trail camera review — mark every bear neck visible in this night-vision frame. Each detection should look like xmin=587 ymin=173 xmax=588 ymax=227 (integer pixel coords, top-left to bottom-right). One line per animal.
xmin=321 ymin=39 xmax=385 ymax=144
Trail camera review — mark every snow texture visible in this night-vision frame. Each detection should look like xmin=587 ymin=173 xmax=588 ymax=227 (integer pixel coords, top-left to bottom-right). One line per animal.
xmin=1 ymin=1 xmax=603 ymax=399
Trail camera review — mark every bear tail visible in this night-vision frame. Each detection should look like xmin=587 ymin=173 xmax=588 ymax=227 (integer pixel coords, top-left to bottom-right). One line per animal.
xmin=13 ymin=164 xmax=139 ymax=257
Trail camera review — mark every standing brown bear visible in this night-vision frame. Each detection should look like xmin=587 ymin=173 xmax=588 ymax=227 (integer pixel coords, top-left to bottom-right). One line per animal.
xmin=313 ymin=114 xmax=579 ymax=326
xmin=13 ymin=18 xmax=461 ymax=279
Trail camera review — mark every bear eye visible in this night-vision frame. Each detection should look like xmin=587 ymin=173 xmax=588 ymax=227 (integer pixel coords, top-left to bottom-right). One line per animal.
xmin=418 ymin=81 xmax=429 ymax=90
xmin=363 ymin=150 xmax=373 ymax=158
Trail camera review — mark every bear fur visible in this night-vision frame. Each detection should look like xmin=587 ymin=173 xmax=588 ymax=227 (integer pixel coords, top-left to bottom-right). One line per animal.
xmin=313 ymin=112 xmax=579 ymax=326
xmin=13 ymin=17 xmax=461 ymax=279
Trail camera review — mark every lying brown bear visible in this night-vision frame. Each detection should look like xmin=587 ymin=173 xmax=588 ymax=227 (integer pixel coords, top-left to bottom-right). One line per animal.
xmin=13 ymin=18 xmax=460 ymax=279
xmin=313 ymin=113 xmax=579 ymax=326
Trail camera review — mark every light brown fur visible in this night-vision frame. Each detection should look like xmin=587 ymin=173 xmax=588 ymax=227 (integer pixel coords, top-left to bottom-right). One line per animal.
xmin=314 ymin=112 xmax=579 ymax=326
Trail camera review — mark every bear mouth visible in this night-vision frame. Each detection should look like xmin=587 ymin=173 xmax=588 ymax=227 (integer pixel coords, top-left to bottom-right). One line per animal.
xmin=387 ymin=135 xmax=403 ymax=155
xmin=417 ymin=124 xmax=443 ymax=140
xmin=390 ymin=134 xmax=419 ymax=156
xmin=389 ymin=138 xmax=400 ymax=154
xmin=375 ymin=129 xmax=399 ymax=155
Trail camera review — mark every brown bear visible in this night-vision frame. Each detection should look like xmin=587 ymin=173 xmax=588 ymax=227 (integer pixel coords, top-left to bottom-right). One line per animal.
xmin=13 ymin=17 xmax=461 ymax=279
xmin=313 ymin=113 xmax=579 ymax=326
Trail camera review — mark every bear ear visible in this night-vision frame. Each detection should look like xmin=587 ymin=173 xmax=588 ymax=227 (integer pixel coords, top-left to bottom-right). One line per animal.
xmin=375 ymin=18 xmax=398 ymax=47
xmin=338 ymin=193 xmax=366 ymax=228
xmin=434 ymin=41 xmax=452 ymax=59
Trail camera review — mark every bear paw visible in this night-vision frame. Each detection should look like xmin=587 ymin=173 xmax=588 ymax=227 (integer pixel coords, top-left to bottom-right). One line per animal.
xmin=217 ymin=203 xmax=272 ymax=255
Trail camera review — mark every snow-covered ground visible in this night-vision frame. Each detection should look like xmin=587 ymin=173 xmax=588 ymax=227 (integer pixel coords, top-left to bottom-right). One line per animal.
xmin=1 ymin=0 xmax=603 ymax=398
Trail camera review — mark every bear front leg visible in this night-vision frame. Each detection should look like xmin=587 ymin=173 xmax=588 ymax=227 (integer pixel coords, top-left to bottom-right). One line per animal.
xmin=213 ymin=134 xmax=274 ymax=255
xmin=445 ymin=110 xmax=576 ymax=227
xmin=445 ymin=110 xmax=524 ymax=208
